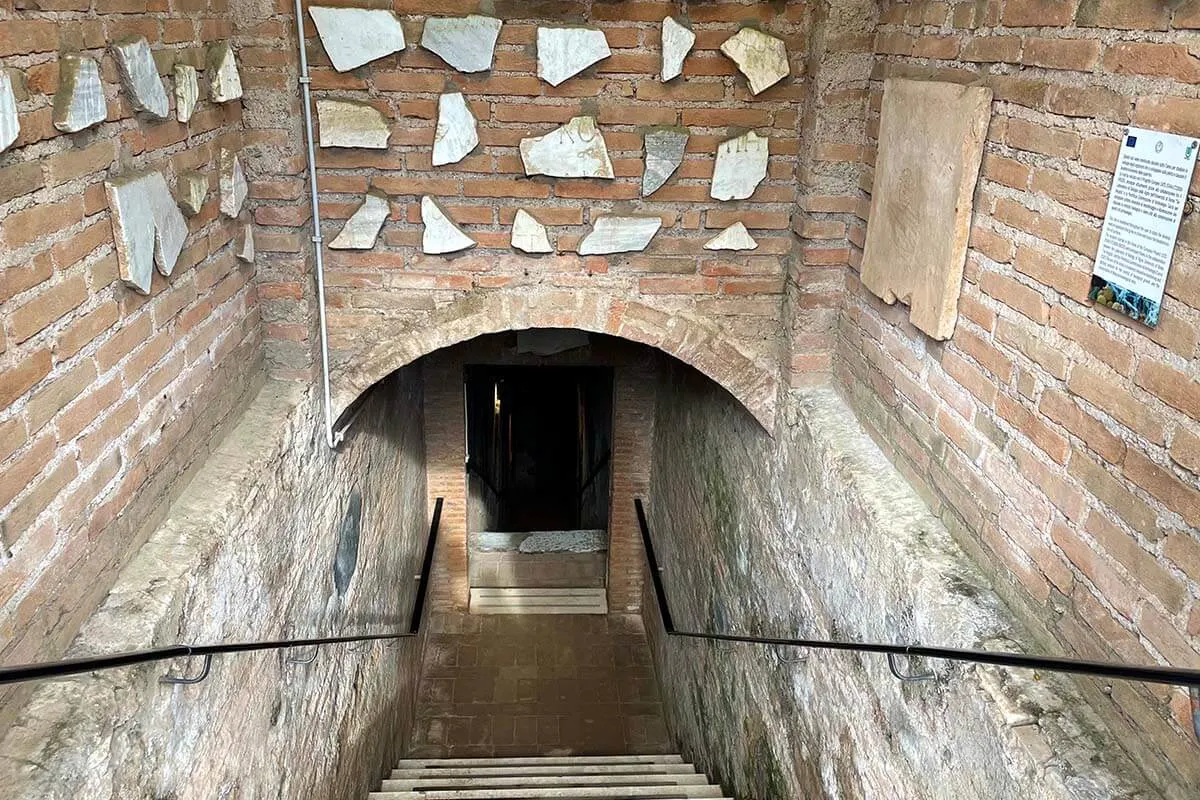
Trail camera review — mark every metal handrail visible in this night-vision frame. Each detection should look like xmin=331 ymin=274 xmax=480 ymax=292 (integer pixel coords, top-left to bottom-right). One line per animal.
xmin=0 ymin=498 xmax=444 ymax=687
xmin=635 ymin=498 xmax=1200 ymax=690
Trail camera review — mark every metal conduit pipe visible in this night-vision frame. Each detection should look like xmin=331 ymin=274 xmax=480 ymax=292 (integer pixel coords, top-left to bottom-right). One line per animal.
xmin=291 ymin=0 xmax=341 ymax=450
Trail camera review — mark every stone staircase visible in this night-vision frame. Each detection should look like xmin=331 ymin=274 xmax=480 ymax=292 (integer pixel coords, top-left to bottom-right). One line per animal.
xmin=468 ymin=587 xmax=608 ymax=615
xmin=370 ymin=755 xmax=730 ymax=799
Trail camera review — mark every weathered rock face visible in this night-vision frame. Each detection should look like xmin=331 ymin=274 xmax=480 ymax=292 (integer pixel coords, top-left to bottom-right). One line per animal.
xmin=646 ymin=365 xmax=1156 ymax=800
xmin=421 ymin=195 xmax=475 ymax=254
xmin=704 ymin=221 xmax=757 ymax=251
xmin=510 ymin=208 xmax=553 ymax=254
xmin=719 ymin=27 xmax=789 ymax=95
xmin=578 ymin=215 xmax=662 ymax=255
xmin=642 ymin=127 xmax=688 ymax=197
xmin=330 ymin=191 xmax=390 ymax=250
xmin=0 ymin=377 xmax=429 ymax=800
xmin=317 ymin=99 xmax=391 ymax=149
xmin=0 ymin=70 xmax=19 ymax=151
xmin=112 ymin=37 xmax=169 ymax=119
xmin=520 ymin=116 xmax=614 ymax=179
xmin=207 ymin=41 xmax=243 ymax=103
xmin=177 ymin=170 xmax=208 ymax=216
xmin=711 ymin=131 xmax=768 ymax=201
xmin=105 ymin=171 xmax=190 ymax=294
xmin=433 ymin=92 xmax=478 ymax=167
xmin=660 ymin=17 xmax=695 ymax=81
xmin=420 ymin=15 xmax=502 ymax=73
xmin=174 ymin=63 xmax=198 ymax=123
xmin=310 ymin=6 xmax=407 ymax=72
xmin=219 ymin=148 xmax=247 ymax=218
xmin=536 ymin=26 xmax=610 ymax=86
xmin=53 ymin=56 xmax=107 ymax=133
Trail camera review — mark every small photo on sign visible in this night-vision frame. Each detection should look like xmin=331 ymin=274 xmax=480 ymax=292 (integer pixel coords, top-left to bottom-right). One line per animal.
xmin=1090 ymin=126 xmax=1198 ymax=329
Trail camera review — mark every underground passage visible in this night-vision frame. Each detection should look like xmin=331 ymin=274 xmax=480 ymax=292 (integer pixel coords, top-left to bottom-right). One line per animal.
xmin=2 ymin=1 xmax=1200 ymax=798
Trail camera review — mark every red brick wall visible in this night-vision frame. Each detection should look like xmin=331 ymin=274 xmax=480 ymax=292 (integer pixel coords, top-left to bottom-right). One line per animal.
xmin=0 ymin=2 xmax=261 ymax=722
xmin=245 ymin=0 xmax=811 ymax=416
xmin=837 ymin=0 xmax=1200 ymax=775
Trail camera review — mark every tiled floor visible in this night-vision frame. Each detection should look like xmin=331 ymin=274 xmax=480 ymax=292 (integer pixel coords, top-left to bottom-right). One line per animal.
xmin=408 ymin=612 xmax=672 ymax=758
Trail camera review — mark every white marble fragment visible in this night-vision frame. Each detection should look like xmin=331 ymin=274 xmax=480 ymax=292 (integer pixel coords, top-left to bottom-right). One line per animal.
xmin=704 ymin=222 xmax=758 ymax=251
xmin=53 ymin=56 xmax=106 ymax=133
xmin=309 ymin=6 xmax=406 ymax=72
xmin=236 ymin=223 xmax=255 ymax=263
xmin=421 ymin=15 xmax=502 ymax=73
xmin=711 ymin=131 xmax=768 ymax=201
xmin=177 ymin=170 xmax=208 ymax=216
xmin=207 ymin=41 xmax=243 ymax=103
xmin=105 ymin=170 xmax=189 ymax=293
xmin=520 ymin=116 xmax=613 ymax=179
xmin=112 ymin=37 xmax=170 ymax=119
xmin=720 ymin=27 xmax=789 ymax=95
xmin=421 ymin=196 xmax=476 ymax=255
xmin=433 ymin=92 xmax=478 ymax=166
xmin=330 ymin=191 xmax=390 ymax=250
xmin=219 ymin=148 xmax=247 ymax=218
xmin=510 ymin=209 xmax=553 ymax=254
xmin=661 ymin=17 xmax=695 ymax=82
xmin=174 ymin=63 xmax=198 ymax=123
xmin=642 ymin=127 xmax=688 ymax=197
xmin=0 ymin=70 xmax=19 ymax=152
xmin=536 ymin=26 xmax=610 ymax=87
xmin=578 ymin=216 xmax=661 ymax=255
xmin=317 ymin=99 xmax=390 ymax=149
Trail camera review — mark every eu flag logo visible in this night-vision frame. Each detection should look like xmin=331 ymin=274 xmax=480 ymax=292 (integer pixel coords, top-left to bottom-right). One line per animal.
xmin=1125 ymin=135 xmax=1138 ymax=148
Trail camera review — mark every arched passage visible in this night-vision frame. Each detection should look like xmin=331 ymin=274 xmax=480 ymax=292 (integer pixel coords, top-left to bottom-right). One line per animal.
xmin=334 ymin=287 xmax=780 ymax=431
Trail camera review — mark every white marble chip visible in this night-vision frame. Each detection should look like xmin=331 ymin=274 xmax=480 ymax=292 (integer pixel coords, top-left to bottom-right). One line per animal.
xmin=511 ymin=209 xmax=553 ymax=254
xmin=207 ymin=41 xmax=243 ymax=103
xmin=643 ymin=127 xmax=688 ymax=197
xmin=536 ymin=26 xmax=610 ymax=87
xmin=53 ymin=56 xmax=107 ymax=133
xmin=711 ymin=130 xmax=768 ymax=201
xmin=661 ymin=17 xmax=695 ymax=82
xmin=422 ymin=196 xmax=476 ymax=254
xmin=177 ymin=170 xmax=208 ymax=216
xmin=330 ymin=191 xmax=390 ymax=250
xmin=106 ymin=170 xmax=189 ymax=293
xmin=317 ymin=99 xmax=391 ymax=149
xmin=174 ymin=63 xmax=198 ymax=124
xmin=421 ymin=15 xmax=502 ymax=73
xmin=433 ymin=92 xmax=479 ymax=166
xmin=219 ymin=148 xmax=248 ymax=218
xmin=704 ymin=222 xmax=758 ymax=251
xmin=310 ymin=6 xmax=407 ymax=72
xmin=236 ymin=223 xmax=255 ymax=263
xmin=112 ymin=37 xmax=170 ymax=119
xmin=520 ymin=116 xmax=614 ymax=179
xmin=0 ymin=70 xmax=19 ymax=152
xmin=720 ymin=27 xmax=789 ymax=95
xmin=578 ymin=215 xmax=662 ymax=255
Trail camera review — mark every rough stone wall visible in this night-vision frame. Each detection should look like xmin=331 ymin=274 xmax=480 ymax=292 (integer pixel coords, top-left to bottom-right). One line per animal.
xmin=644 ymin=363 xmax=1171 ymax=800
xmin=244 ymin=0 xmax=809 ymax=420
xmin=0 ymin=371 xmax=429 ymax=800
xmin=0 ymin=1 xmax=261 ymax=731
xmin=835 ymin=0 xmax=1200 ymax=781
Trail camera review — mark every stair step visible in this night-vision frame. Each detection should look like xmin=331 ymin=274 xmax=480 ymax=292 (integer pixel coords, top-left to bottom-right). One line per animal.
xmin=383 ymin=774 xmax=710 ymax=790
xmin=391 ymin=765 xmax=699 ymax=779
xmin=396 ymin=756 xmax=685 ymax=768
xmin=471 ymin=588 xmax=607 ymax=597
xmin=368 ymin=787 xmax=726 ymax=799
xmin=468 ymin=587 xmax=608 ymax=615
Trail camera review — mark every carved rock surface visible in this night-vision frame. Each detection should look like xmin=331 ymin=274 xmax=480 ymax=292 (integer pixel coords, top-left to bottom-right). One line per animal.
xmin=720 ymin=27 xmax=789 ymax=95
xmin=113 ymin=37 xmax=170 ymax=119
xmin=421 ymin=196 xmax=476 ymax=254
xmin=310 ymin=6 xmax=407 ymax=72
xmin=511 ymin=209 xmax=553 ymax=254
xmin=330 ymin=191 xmax=390 ymax=250
xmin=520 ymin=116 xmax=613 ymax=179
xmin=174 ymin=64 xmax=198 ymax=123
xmin=53 ymin=56 xmax=107 ymax=133
xmin=106 ymin=171 xmax=189 ymax=293
xmin=661 ymin=17 xmax=695 ymax=81
xmin=220 ymin=148 xmax=248 ymax=218
xmin=0 ymin=71 xmax=18 ymax=152
xmin=421 ymin=15 xmax=502 ymax=73
xmin=643 ymin=127 xmax=688 ymax=197
xmin=236 ymin=223 xmax=255 ymax=263
xmin=207 ymin=41 xmax=243 ymax=103
xmin=578 ymin=215 xmax=662 ymax=255
xmin=536 ymin=27 xmax=610 ymax=87
xmin=711 ymin=131 xmax=768 ymax=201
xmin=433 ymin=92 xmax=479 ymax=166
xmin=317 ymin=99 xmax=390 ymax=149
xmin=177 ymin=170 xmax=208 ymax=216
xmin=704 ymin=222 xmax=758 ymax=251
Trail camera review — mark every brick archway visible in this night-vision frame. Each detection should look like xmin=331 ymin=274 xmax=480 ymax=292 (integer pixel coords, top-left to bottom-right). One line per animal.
xmin=335 ymin=287 xmax=779 ymax=431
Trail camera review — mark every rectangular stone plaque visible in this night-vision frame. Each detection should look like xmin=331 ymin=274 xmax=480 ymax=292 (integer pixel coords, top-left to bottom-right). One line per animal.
xmin=1089 ymin=126 xmax=1198 ymax=329
xmin=860 ymin=78 xmax=992 ymax=340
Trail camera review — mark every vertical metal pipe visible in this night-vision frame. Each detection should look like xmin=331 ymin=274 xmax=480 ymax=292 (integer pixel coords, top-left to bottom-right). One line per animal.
xmin=291 ymin=0 xmax=337 ymax=449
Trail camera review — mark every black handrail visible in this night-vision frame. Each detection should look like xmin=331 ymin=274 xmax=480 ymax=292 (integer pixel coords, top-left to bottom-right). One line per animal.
xmin=635 ymin=498 xmax=1200 ymax=689
xmin=0 ymin=497 xmax=444 ymax=687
